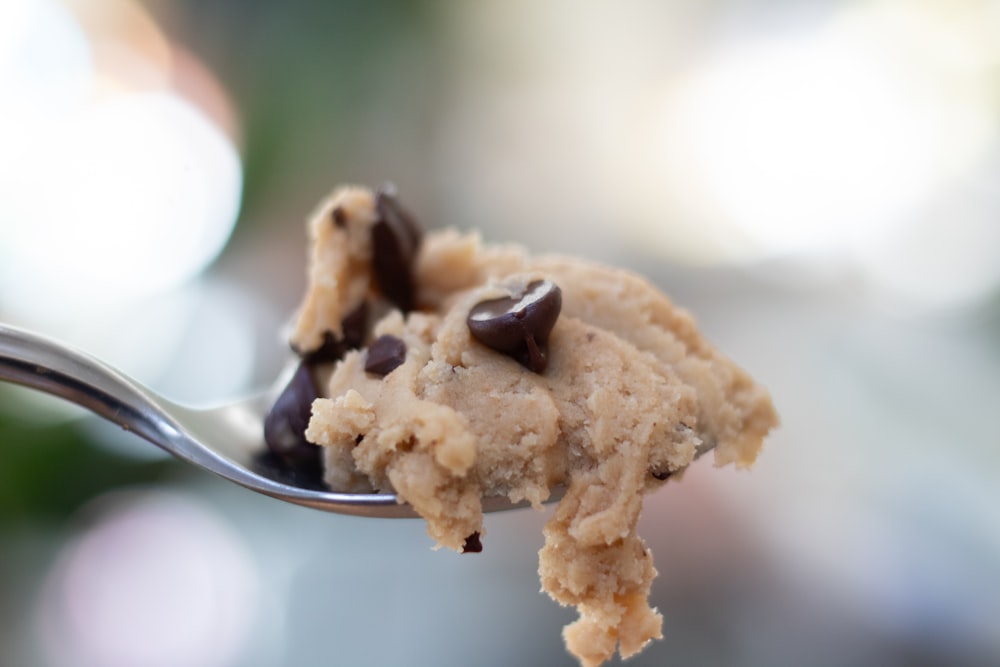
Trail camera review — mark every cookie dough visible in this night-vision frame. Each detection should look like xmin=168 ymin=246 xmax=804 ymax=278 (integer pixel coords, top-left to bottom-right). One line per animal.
xmin=283 ymin=184 xmax=778 ymax=667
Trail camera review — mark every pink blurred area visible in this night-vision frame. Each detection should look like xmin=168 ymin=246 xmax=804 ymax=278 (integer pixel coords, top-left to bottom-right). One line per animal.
xmin=1 ymin=1 xmax=998 ymax=666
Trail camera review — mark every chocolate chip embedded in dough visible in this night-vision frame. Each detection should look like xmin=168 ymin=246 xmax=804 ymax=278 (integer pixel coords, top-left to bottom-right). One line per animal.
xmin=264 ymin=362 xmax=322 ymax=468
xmin=372 ymin=184 xmax=423 ymax=312
xmin=331 ymin=205 xmax=347 ymax=228
xmin=339 ymin=300 xmax=370 ymax=349
xmin=467 ymin=279 xmax=562 ymax=373
xmin=364 ymin=334 xmax=407 ymax=376
xmin=462 ymin=532 xmax=483 ymax=554
xmin=299 ymin=301 xmax=370 ymax=364
xmin=376 ymin=182 xmax=422 ymax=249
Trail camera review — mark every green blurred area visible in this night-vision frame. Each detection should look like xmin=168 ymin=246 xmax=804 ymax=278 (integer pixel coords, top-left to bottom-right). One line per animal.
xmin=0 ymin=395 xmax=179 ymax=525
xmin=149 ymin=0 xmax=445 ymax=231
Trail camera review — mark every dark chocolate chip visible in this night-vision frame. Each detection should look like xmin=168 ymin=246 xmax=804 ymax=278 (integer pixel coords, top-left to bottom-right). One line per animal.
xmin=296 ymin=331 xmax=336 ymax=363
xmin=299 ymin=301 xmax=370 ymax=364
xmin=467 ymin=279 xmax=562 ymax=373
xmin=364 ymin=334 xmax=407 ymax=376
xmin=372 ymin=184 xmax=423 ymax=312
xmin=462 ymin=532 xmax=483 ymax=554
xmin=340 ymin=300 xmax=370 ymax=349
xmin=253 ymin=450 xmax=325 ymax=491
xmin=376 ymin=182 xmax=422 ymax=249
xmin=264 ymin=362 xmax=322 ymax=469
xmin=331 ymin=205 xmax=347 ymax=228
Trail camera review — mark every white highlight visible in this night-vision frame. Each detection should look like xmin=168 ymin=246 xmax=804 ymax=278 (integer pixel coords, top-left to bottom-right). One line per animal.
xmin=659 ymin=21 xmax=993 ymax=257
xmin=0 ymin=0 xmax=242 ymax=324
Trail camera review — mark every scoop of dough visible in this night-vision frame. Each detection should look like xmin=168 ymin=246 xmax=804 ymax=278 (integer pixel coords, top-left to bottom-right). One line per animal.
xmin=293 ymin=186 xmax=779 ymax=666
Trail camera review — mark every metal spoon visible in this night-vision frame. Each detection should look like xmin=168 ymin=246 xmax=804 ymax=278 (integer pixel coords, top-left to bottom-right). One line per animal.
xmin=0 ymin=322 xmax=451 ymax=517
xmin=1 ymin=323 xmax=717 ymax=518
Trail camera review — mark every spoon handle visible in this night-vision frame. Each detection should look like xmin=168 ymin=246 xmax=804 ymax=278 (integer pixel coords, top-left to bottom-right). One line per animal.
xmin=0 ymin=323 xmax=179 ymax=448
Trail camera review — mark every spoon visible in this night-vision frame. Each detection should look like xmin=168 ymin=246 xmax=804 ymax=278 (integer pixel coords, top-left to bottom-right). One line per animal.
xmin=1 ymin=322 xmax=718 ymax=518
xmin=0 ymin=322 xmax=507 ymax=518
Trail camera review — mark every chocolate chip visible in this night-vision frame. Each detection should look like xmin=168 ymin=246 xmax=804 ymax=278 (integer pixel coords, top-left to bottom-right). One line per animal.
xmin=372 ymin=184 xmax=423 ymax=312
xmin=299 ymin=301 xmax=370 ymax=364
xmin=467 ymin=279 xmax=562 ymax=373
xmin=264 ymin=362 xmax=322 ymax=469
xmin=253 ymin=450 xmax=325 ymax=491
xmin=364 ymin=334 xmax=407 ymax=376
xmin=340 ymin=301 xmax=370 ymax=349
xmin=331 ymin=205 xmax=347 ymax=228
xmin=462 ymin=532 xmax=483 ymax=553
xmin=377 ymin=182 xmax=422 ymax=248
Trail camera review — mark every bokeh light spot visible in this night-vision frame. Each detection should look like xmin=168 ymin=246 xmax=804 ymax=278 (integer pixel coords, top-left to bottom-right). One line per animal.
xmin=36 ymin=490 xmax=259 ymax=667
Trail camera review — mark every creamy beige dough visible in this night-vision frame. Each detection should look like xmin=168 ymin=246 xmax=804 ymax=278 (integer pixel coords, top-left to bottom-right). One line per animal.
xmin=290 ymin=185 xmax=778 ymax=667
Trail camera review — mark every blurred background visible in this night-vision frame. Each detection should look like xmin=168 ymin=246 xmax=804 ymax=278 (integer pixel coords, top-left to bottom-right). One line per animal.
xmin=2 ymin=0 xmax=999 ymax=665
